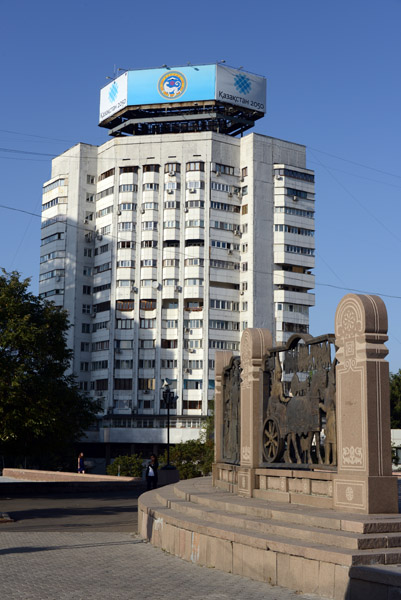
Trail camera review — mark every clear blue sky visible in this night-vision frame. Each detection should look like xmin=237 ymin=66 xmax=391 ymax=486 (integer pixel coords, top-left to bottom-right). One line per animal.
xmin=1 ymin=0 xmax=401 ymax=370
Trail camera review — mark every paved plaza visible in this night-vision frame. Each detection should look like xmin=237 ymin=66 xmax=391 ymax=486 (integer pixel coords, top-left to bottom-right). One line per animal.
xmin=0 ymin=530 xmax=323 ymax=600
xmin=0 ymin=482 xmax=324 ymax=600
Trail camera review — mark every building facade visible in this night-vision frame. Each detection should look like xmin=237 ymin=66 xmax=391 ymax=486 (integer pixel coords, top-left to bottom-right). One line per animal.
xmin=39 ymin=66 xmax=315 ymax=459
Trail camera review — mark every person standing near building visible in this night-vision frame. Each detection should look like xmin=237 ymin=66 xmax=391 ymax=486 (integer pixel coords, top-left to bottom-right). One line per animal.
xmin=146 ymin=454 xmax=158 ymax=490
xmin=77 ymin=452 xmax=85 ymax=474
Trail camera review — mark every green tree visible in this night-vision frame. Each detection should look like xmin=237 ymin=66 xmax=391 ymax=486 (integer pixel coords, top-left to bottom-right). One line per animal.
xmin=160 ymin=410 xmax=214 ymax=479
xmin=390 ymin=369 xmax=401 ymax=429
xmin=0 ymin=270 xmax=100 ymax=466
xmin=107 ymin=454 xmax=143 ymax=477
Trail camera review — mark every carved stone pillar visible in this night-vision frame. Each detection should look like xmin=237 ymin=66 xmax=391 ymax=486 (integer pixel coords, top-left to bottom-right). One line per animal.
xmin=238 ymin=328 xmax=272 ymax=497
xmin=333 ymin=294 xmax=398 ymax=513
xmin=213 ymin=351 xmax=233 ymax=485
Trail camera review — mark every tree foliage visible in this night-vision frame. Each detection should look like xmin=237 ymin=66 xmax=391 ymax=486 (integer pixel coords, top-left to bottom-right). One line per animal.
xmin=390 ymin=369 xmax=401 ymax=429
xmin=160 ymin=411 xmax=214 ymax=480
xmin=0 ymin=270 xmax=100 ymax=465
xmin=106 ymin=454 xmax=143 ymax=477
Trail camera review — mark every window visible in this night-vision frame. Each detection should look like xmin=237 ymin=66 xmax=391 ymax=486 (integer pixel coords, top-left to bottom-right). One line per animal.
xmin=164 ymin=240 xmax=180 ymax=248
xmin=114 ymin=379 xmax=133 ymax=390
xmin=86 ymin=175 xmax=95 ymax=185
xmin=118 ymin=222 xmax=135 ymax=231
xmin=163 ymin=278 xmax=178 ymax=286
xmin=119 ymin=184 xmax=138 ymax=193
xmin=83 ymin=285 xmax=91 ymax=295
xmin=138 ymin=359 xmax=155 ymax=369
xmin=115 ymin=339 xmax=133 ymax=349
xmin=186 ymin=219 xmax=204 ymax=228
xmin=142 ymin=221 xmax=157 ymax=231
xmin=94 ymin=262 xmax=111 ymax=274
xmin=80 ymin=362 xmax=89 ymax=372
xmin=242 ymin=204 xmax=248 ymax=215
xmin=184 ymin=339 xmax=202 ymax=349
xmin=285 ymin=245 xmax=315 ymax=256
xmin=164 ymin=182 xmax=181 ymax=190
xmin=42 ymin=197 xmax=60 ymax=211
xmin=241 ymin=167 xmax=248 ymax=178
xmin=184 ymin=319 xmax=202 ymax=329
xmin=116 ymin=319 xmax=134 ymax=329
xmin=210 ymin=319 xmax=240 ymax=331
xmin=163 ymin=299 xmax=178 ymax=309
xmin=92 ymin=321 xmax=109 ymax=332
xmin=185 ymin=200 xmax=204 ymax=209
xmin=183 ymin=380 xmax=202 ymax=390
xmin=96 ymin=187 xmax=114 ymax=201
xmin=84 ymin=248 xmax=92 ymax=257
xmin=143 ymin=202 xmax=158 ymax=211
xmin=95 ymin=244 xmax=110 ymax=256
xmin=140 ymin=299 xmax=157 ymax=310
xmin=117 ymin=260 xmax=135 ymax=268
xmin=99 ymin=224 xmax=111 ymax=235
xmin=93 ymin=301 xmax=110 ymax=313
xmin=115 ymin=359 xmax=133 ymax=369
xmin=164 ymin=220 xmax=180 ymax=229
xmin=40 ymin=233 xmax=64 ymax=246
xmin=241 ymin=281 xmax=248 ymax=291
xmin=209 ymin=259 xmax=239 ymax=270
xmin=119 ymin=166 xmax=138 ymax=174
xmin=183 ymin=401 xmax=202 ymax=410
xmin=81 ymin=342 xmax=90 ymax=352
xmin=117 ymin=279 xmax=135 ymax=287
xmin=162 ymin=319 xmax=178 ymax=328
xmin=185 ymin=239 xmax=204 ymax=247
xmin=140 ymin=318 xmax=156 ymax=329
xmin=143 ymin=164 xmax=160 ymax=173
xmin=96 ymin=205 xmax=113 ymax=218
xmin=93 ymin=283 xmax=111 ymax=293
xmin=40 ymin=250 xmax=64 ymax=264
xmin=161 ymin=339 xmax=178 ymax=349
xmin=164 ymin=163 xmax=180 ymax=173
xmin=142 ymin=183 xmax=159 ymax=191
xmin=184 ymin=258 xmax=203 ymax=267
xmin=161 ymin=359 xmax=178 ymax=368
xmin=241 ymin=262 xmax=248 ymax=271
xmin=43 ymin=178 xmax=66 ymax=193
xmin=275 ymin=168 xmax=314 ymax=183
xmin=214 ymin=163 xmax=234 ymax=176
xmin=92 ymin=340 xmax=110 ymax=351
xmin=286 ymin=188 xmax=310 ymax=200
xmin=98 ymin=168 xmax=115 ymax=182
xmin=211 ymin=182 xmax=231 ymax=193
xmin=274 ymin=224 xmax=314 ymax=237
xmin=41 ymin=215 xmax=66 ymax=229
xmin=138 ymin=378 xmax=155 ymax=390
xmin=141 ymin=240 xmax=158 ymax=248
xmin=92 ymin=360 xmax=108 ymax=371
xmin=164 ymin=201 xmax=180 ymax=209
xmin=211 ymin=201 xmax=240 ymax=213
xmin=242 ymin=301 xmax=248 ymax=311
xmin=82 ymin=304 xmax=91 ymax=314
xmin=116 ymin=300 xmax=134 ymax=311
xmin=186 ymin=162 xmax=204 ymax=172
xmin=274 ymin=206 xmax=314 ymax=219
xmin=86 ymin=193 xmax=95 ymax=203
xmin=118 ymin=241 xmax=135 ymax=249
xmin=163 ymin=258 xmax=179 ymax=267
xmin=82 ymin=323 xmax=90 ymax=333
xmin=210 ymin=299 xmax=239 ymax=311
xmin=209 ymin=340 xmax=239 ymax=350
xmin=141 ymin=259 xmax=157 ymax=268
xmin=139 ymin=339 xmax=155 ymax=349
xmin=95 ymin=379 xmax=108 ymax=391
xmin=211 ymin=240 xmax=239 ymax=251
xmin=186 ymin=181 xmax=204 ymax=190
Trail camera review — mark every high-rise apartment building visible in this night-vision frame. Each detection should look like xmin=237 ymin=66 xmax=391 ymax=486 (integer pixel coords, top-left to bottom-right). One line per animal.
xmin=39 ymin=65 xmax=315 ymax=459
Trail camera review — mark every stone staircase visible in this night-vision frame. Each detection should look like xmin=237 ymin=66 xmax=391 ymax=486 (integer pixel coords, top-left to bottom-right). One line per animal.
xmin=138 ymin=476 xmax=401 ymax=599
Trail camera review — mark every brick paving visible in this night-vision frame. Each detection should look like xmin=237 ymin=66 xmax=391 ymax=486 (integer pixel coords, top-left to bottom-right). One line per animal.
xmin=0 ymin=531 xmax=324 ymax=599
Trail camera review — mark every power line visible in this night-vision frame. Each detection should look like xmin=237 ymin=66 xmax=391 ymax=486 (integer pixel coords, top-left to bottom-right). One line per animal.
xmin=2 ymin=202 xmax=401 ymax=301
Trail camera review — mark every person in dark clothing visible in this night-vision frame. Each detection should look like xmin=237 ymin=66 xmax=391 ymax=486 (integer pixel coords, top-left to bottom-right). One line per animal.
xmin=77 ymin=452 xmax=85 ymax=474
xmin=145 ymin=454 xmax=158 ymax=490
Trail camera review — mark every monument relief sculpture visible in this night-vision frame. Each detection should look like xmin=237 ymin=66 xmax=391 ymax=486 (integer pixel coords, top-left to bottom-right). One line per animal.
xmin=262 ymin=335 xmax=337 ymax=466
xmin=222 ymin=356 xmax=241 ymax=464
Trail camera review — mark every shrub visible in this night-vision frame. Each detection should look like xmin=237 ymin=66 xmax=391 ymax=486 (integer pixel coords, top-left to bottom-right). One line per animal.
xmin=107 ymin=454 xmax=143 ymax=477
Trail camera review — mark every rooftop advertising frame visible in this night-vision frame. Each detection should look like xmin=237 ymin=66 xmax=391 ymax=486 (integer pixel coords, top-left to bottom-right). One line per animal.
xmin=99 ymin=65 xmax=266 ymax=123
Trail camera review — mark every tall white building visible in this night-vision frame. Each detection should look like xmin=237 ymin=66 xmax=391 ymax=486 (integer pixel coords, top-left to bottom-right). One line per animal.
xmin=39 ymin=65 xmax=315 ymax=460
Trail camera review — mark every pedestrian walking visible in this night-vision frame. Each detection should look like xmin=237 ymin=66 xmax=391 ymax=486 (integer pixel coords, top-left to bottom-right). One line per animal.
xmin=77 ymin=452 xmax=85 ymax=474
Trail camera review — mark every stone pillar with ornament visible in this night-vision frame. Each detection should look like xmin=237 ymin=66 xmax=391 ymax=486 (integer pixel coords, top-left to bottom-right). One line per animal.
xmin=213 ymin=351 xmax=233 ymax=484
xmin=238 ymin=328 xmax=272 ymax=497
xmin=333 ymin=293 xmax=398 ymax=514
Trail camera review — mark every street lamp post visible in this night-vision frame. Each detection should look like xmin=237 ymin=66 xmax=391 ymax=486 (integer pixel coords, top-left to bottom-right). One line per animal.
xmin=162 ymin=378 xmax=176 ymax=468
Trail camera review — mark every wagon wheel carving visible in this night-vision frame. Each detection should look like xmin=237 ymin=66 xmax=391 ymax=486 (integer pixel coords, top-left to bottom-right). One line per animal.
xmin=263 ymin=417 xmax=284 ymax=463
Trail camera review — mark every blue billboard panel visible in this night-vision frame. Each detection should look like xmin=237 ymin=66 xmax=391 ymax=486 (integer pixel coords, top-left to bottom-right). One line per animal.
xmin=126 ymin=65 xmax=216 ymax=105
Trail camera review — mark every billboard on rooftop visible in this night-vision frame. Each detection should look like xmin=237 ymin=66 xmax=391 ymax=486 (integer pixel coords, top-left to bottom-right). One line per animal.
xmin=99 ymin=65 xmax=266 ymax=123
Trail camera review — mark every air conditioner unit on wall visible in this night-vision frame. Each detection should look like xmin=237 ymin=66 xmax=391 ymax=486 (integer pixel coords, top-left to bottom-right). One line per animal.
xmin=189 ymin=188 xmax=196 ymax=194
xmin=169 ymin=171 xmax=175 ymax=177
xmin=167 ymin=189 xmax=174 ymax=195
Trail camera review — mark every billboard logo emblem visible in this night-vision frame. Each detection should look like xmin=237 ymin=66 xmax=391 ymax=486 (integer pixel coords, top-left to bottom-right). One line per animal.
xmin=234 ymin=74 xmax=251 ymax=95
xmin=158 ymin=71 xmax=187 ymax=100
xmin=108 ymin=82 xmax=119 ymax=103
